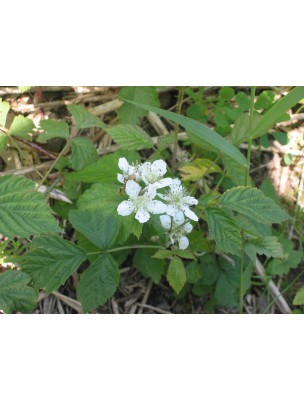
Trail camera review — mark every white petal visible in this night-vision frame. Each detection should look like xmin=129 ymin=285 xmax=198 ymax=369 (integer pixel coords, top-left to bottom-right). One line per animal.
xmin=145 ymin=185 xmax=157 ymax=199
xmin=172 ymin=211 xmax=185 ymax=225
xmin=141 ymin=162 xmax=151 ymax=174
xmin=166 ymin=204 xmax=177 ymax=216
xmin=183 ymin=207 xmax=199 ymax=221
xmin=178 ymin=236 xmax=189 ymax=250
xmin=183 ymin=222 xmax=193 ymax=234
xmin=125 ymin=180 xmax=141 ymax=198
xmin=183 ymin=195 xmax=198 ymax=206
xmin=151 ymin=160 xmax=167 ymax=176
xmin=117 ymin=173 xmax=124 ymax=184
xmin=118 ymin=157 xmax=129 ymax=172
xmin=146 ymin=200 xmax=167 ymax=214
xmin=141 ymin=174 xmax=149 ymax=186
xmin=117 ymin=200 xmax=134 ymax=216
xmin=157 ymin=177 xmax=173 ymax=189
xmin=135 ymin=208 xmax=150 ymax=223
xmin=160 ymin=215 xmax=172 ymax=230
xmin=170 ymin=178 xmax=183 ymax=195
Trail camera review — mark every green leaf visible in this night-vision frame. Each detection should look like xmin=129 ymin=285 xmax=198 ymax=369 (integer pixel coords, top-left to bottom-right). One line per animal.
xmin=157 ymin=133 xmax=175 ymax=151
xmin=69 ymin=137 xmax=98 ymax=170
xmin=77 ymin=253 xmax=119 ymax=312
xmin=133 ymin=248 xmax=165 ymax=283
xmin=21 ymin=236 xmax=86 ymax=292
xmin=0 ymin=131 xmax=8 ymax=150
xmin=179 ymin=158 xmax=221 ymax=181
xmin=221 ymin=155 xmax=252 ymax=186
xmin=175 ymin=249 xmax=196 ymax=259
xmin=219 ymin=87 xmax=235 ymax=100
xmin=105 ymin=124 xmax=153 ymax=150
xmin=259 ymin=179 xmax=280 ymax=204
xmin=0 ymin=98 xmax=10 ymax=126
xmin=293 ymin=287 xmax=304 ymax=306
xmin=268 ymin=250 xmax=302 ymax=277
xmin=67 ymin=104 xmax=105 ymax=129
xmin=118 ymin=86 xmax=160 ymax=125
xmin=38 ymin=119 xmax=69 ymax=142
xmin=0 ymin=175 xmax=59 ymax=238
xmin=130 ymin=219 xmax=143 ymax=239
xmin=272 ymin=131 xmax=288 ymax=145
xmin=220 ymin=187 xmax=290 ymax=225
xmin=214 ymin=258 xmax=240 ymax=307
xmin=245 ymin=237 xmax=283 ymax=259
xmin=235 ymin=92 xmax=250 ymax=111
xmin=205 ymin=207 xmax=242 ymax=256
xmin=252 ymin=87 xmax=304 ymax=139
xmin=255 ymin=90 xmax=275 ymax=110
xmin=152 ymin=249 xmax=173 ymax=259
xmin=234 ymin=215 xmax=271 ymax=237
xmin=69 ymin=209 xmax=120 ymax=249
xmin=198 ymin=254 xmax=220 ymax=285
xmin=186 ymin=261 xmax=203 ymax=284
xmin=77 ymin=183 xmax=122 ymax=211
xmin=0 ymin=270 xmax=37 ymax=313
xmin=167 ymin=256 xmax=186 ymax=294
xmin=121 ymin=100 xmax=247 ymax=167
xmin=67 ymin=149 xmax=140 ymax=183
xmin=231 ymin=112 xmax=263 ymax=145
xmin=9 ymin=115 xmax=35 ymax=139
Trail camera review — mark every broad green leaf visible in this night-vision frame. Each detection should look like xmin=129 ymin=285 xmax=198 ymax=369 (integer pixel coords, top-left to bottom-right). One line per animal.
xmin=167 ymin=256 xmax=186 ymax=294
xmin=130 ymin=219 xmax=143 ymax=239
xmin=66 ymin=149 xmax=140 ymax=183
xmin=214 ymin=257 xmax=240 ymax=307
xmin=186 ymin=261 xmax=203 ymax=284
xmin=219 ymin=87 xmax=235 ymax=100
xmin=122 ymin=100 xmax=247 ymax=166
xmin=205 ymin=207 xmax=242 ymax=256
xmin=245 ymin=237 xmax=283 ymax=259
xmin=77 ymin=182 xmax=124 ymax=211
xmin=105 ymin=124 xmax=153 ymax=150
xmin=133 ymin=248 xmax=165 ymax=283
xmin=252 ymin=86 xmax=304 ymax=139
xmin=0 ymin=98 xmax=10 ymax=126
xmin=234 ymin=215 xmax=271 ymax=237
xmin=38 ymin=119 xmax=69 ymax=142
xmin=220 ymin=187 xmax=290 ymax=225
xmin=69 ymin=137 xmax=98 ymax=170
xmin=21 ymin=236 xmax=86 ymax=292
xmin=198 ymin=254 xmax=220 ymax=285
xmin=272 ymin=131 xmax=288 ymax=145
xmin=69 ymin=209 xmax=120 ymax=249
xmin=235 ymin=92 xmax=250 ymax=111
xmin=221 ymin=154 xmax=252 ymax=186
xmin=268 ymin=249 xmax=302 ymax=277
xmin=77 ymin=253 xmax=119 ymax=312
xmin=118 ymin=86 xmax=160 ymax=125
xmin=9 ymin=115 xmax=35 ymax=139
xmin=231 ymin=112 xmax=263 ymax=145
xmin=0 ymin=175 xmax=59 ymax=238
xmin=0 ymin=270 xmax=37 ymax=313
xmin=254 ymin=90 xmax=275 ymax=110
xmin=157 ymin=133 xmax=175 ymax=151
xmin=0 ymin=131 xmax=8 ymax=150
xmin=293 ymin=287 xmax=304 ymax=306
xmin=175 ymin=249 xmax=196 ymax=259
xmin=67 ymin=104 xmax=105 ymax=129
xmin=152 ymin=249 xmax=173 ymax=259
xmin=188 ymin=231 xmax=211 ymax=252
xmin=179 ymin=158 xmax=221 ymax=181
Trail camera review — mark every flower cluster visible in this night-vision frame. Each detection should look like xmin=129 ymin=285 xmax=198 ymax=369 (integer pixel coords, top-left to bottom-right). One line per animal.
xmin=117 ymin=158 xmax=199 ymax=250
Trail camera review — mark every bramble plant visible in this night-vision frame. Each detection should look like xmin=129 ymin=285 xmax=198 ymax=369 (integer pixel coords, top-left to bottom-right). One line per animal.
xmin=0 ymin=86 xmax=303 ymax=314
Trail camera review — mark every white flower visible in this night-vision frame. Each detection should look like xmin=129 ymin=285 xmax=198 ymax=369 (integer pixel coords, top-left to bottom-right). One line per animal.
xmin=140 ymin=160 xmax=172 ymax=189
xmin=160 ymin=213 xmax=193 ymax=250
xmin=158 ymin=178 xmax=199 ymax=221
xmin=117 ymin=157 xmax=140 ymax=184
xmin=117 ymin=180 xmax=167 ymax=223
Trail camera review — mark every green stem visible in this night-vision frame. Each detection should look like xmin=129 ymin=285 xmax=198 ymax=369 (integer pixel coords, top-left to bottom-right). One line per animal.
xmin=239 ymin=244 xmax=244 ymax=314
xmin=86 ymin=244 xmax=166 ymax=256
xmin=245 ymin=86 xmax=256 ymax=186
